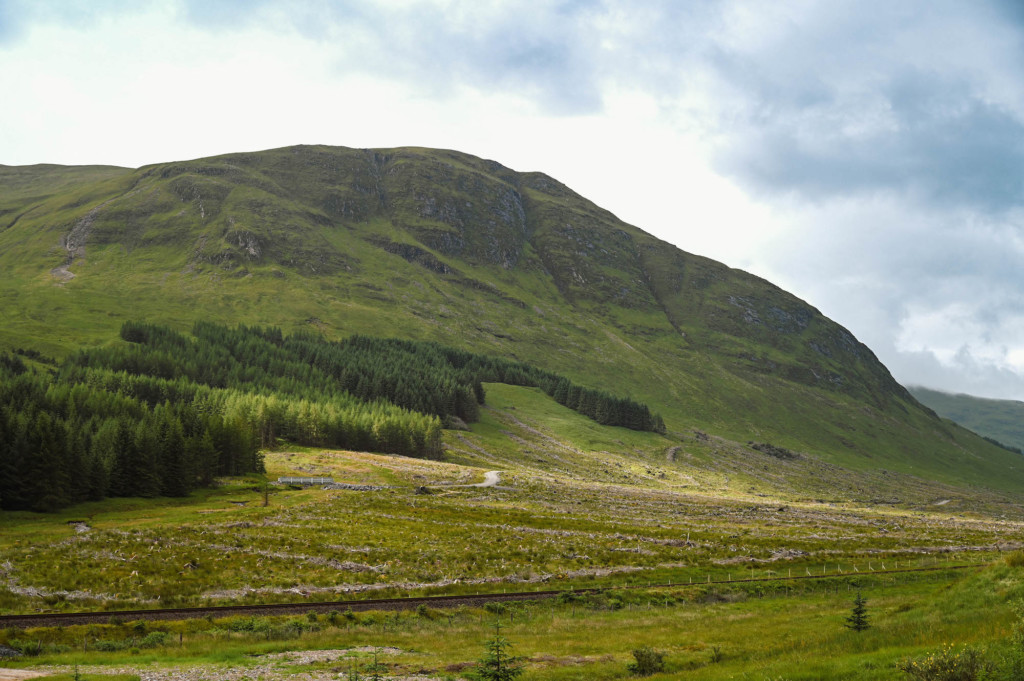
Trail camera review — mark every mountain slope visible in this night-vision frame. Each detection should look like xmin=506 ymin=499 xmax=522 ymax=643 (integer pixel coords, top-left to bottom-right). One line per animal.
xmin=910 ymin=385 xmax=1024 ymax=453
xmin=1 ymin=144 xmax=1021 ymax=494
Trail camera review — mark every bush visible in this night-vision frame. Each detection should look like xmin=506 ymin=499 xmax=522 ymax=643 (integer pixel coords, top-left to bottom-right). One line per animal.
xmin=557 ymin=591 xmax=585 ymax=605
xmin=11 ymin=639 xmax=43 ymax=657
xmin=1005 ymin=551 xmax=1024 ymax=568
xmin=898 ymin=644 xmax=991 ymax=680
xmin=140 ymin=631 xmax=169 ymax=648
xmin=91 ymin=639 xmax=128 ymax=652
xmin=627 ymin=647 xmax=665 ymax=676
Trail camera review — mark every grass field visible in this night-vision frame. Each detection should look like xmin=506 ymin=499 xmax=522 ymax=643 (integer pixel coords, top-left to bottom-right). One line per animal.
xmin=3 ymin=563 xmax=1024 ymax=680
xmin=2 ymin=384 xmax=1020 ymax=615
xmin=2 ymin=386 xmax=1024 ymax=678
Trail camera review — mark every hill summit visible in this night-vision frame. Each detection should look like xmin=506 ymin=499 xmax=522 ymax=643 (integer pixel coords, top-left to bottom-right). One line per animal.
xmin=0 ymin=145 xmax=1020 ymax=494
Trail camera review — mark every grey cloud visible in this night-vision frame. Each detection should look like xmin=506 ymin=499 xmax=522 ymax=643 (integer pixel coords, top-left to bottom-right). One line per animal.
xmin=719 ymin=77 xmax=1024 ymax=209
xmin=360 ymin=1 xmax=609 ymax=115
xmin=0 ymin=0 xmax=147 ymax=42
xmin=0 ymin=0 xmax=24 ymax=43
xmin=2 ymin=0 xmax=611 ymax=113
xmin=896 ymin=347 xmax=1024 ymax=401
xmin=175 ymin=0 xmax=609 ymax=115
xmin=181 ymin=0 xmax=279 ymax=29
xmin=754 ymin=194 xmax=1024 ymax=398
xmin=702 ymin=1 xmax=1024 ymax=211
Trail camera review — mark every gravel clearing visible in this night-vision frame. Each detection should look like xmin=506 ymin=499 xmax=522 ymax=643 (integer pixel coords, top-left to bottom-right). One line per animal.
xmin=0 ymin=672 xmax=47 ymax=681
xmin=43 ymin=648 xmax=436 ymax=681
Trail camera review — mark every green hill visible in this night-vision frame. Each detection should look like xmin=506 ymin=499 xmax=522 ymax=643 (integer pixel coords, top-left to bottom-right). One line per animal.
xmin=1 ymin=144 xmax=1021 ymax=495
xmin=909 ymin=385 xmax=1024 ymax=454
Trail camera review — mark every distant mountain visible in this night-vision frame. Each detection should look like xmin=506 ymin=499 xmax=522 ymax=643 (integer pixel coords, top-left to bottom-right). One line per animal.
xmin=909 ymin=386 xmax=1024 ymax=454
xmin=1 ymin=145 xmax=1021 ymax=493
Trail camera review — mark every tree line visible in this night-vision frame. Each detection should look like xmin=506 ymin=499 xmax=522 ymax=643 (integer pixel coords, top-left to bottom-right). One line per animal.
xmin=98 ymin=321 xmax=663 ymax=433
xmin=0 ymin=361 xmax=262 ymax=512
xmin=0 ymin=321 xmax=663 ymax=512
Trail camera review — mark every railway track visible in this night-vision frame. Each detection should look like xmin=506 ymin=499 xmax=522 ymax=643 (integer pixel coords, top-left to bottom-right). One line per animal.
xmin=0 ymin=562 xmax=985 ymax=629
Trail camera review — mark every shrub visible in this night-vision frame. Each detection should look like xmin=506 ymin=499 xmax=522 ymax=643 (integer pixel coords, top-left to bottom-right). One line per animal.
xmin=140 ymin=631 xmax=169 ymax=648
xmin=12 ymin=639 xmax=43 ymax=657
xmin=627 ymin=647 xmax=665 ymax=676
xmin=557 ymin=591 xmax=584 ymax=605
xmin=91 ymin=639 xmax=128 ymax=652
xmin=898 ymin=644 xmax=991 ymax=680
xmin=1005 ymin=551 xmax=1024 ymax=568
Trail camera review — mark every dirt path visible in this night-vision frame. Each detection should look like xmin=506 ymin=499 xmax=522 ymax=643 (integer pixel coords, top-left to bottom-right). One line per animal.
xmin=451 ymin=471 xmax=501 ymax=487
xmin=475 ymin=471 xmax=501 ymax=487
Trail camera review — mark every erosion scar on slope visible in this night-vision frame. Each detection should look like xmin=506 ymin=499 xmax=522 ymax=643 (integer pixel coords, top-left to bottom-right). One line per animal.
xmin=50 ymin=198 xmax=118 ymax=283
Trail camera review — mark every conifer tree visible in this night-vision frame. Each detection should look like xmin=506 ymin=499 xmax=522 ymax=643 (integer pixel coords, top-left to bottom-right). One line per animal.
xmin=471 ymin=621 xmax=524 ymax=681
xmin=845 ymin=592 xmax=870 ymax=632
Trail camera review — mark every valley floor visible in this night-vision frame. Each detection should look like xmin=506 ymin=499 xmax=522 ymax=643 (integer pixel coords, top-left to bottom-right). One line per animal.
xmin=3 ymin=384 xmax=1024 ymax=678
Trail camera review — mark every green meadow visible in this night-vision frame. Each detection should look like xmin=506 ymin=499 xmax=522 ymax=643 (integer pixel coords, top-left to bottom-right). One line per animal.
xmin=3 ymin=383 xmax=1024 ymax=679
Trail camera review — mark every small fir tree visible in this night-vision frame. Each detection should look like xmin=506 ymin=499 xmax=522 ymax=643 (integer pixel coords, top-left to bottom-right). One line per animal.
xmin=364 ymin=649 xmax=387 ymax=681
xmin=845 ymin=592 xmax=870 ymax=632
xmin=471 ymin=621 xmax=524 ymax=681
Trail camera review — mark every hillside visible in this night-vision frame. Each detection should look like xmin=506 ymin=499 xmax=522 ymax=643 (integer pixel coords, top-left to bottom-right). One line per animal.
xmin=0 ymin=144 xmax=1021 ymax=494
xmin=910 ymin=385 xmax=1024 ymax=454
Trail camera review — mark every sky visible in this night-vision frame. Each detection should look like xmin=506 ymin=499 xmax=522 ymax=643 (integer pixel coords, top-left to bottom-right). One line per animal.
xmin=3 ymin=0 xmax=1024 ymax=399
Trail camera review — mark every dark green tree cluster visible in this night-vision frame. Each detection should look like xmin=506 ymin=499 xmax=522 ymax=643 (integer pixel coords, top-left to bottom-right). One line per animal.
xmin=548 ymin=378 xmax=665 ymax=432
xmin=87 ymin=321 xmax=663 ymax=433
xmin=0 ymin=320 xmax=665 ymax=513
xmin=0 ymin=356 xmax=261 ymax=512
xmin=58 ymin=364 xmax=442 ymax=457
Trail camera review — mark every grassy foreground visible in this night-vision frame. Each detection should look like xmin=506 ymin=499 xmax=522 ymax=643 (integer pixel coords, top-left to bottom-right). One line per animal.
xmin=4 ymin=384 xmax=1024 ymax=678
xmin=1 ymin=385 xmax=1020 ymax=615
xmin=3 ymin=563 xmax=1024 ymax=680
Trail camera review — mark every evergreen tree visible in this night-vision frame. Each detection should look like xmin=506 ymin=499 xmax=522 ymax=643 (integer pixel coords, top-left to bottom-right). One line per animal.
xmin=471 ymin=622 xmax=524 ymax=681
xmin=157 ymin=415 xmax=189 ymax=497
xmin=845 ymin=592 xmax=870 ymax=632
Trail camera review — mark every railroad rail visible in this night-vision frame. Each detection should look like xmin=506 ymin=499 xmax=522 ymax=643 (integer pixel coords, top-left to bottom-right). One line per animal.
xmin=0 ymin=562 xmax=985 ymax=629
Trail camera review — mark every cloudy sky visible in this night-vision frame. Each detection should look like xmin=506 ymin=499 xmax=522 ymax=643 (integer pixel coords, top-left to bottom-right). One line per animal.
xmin=3 ymin=0 xmax=1024 ymax=399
